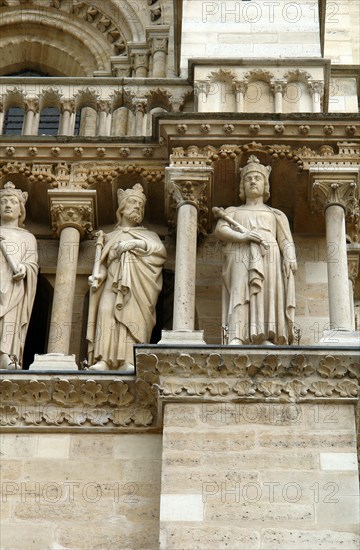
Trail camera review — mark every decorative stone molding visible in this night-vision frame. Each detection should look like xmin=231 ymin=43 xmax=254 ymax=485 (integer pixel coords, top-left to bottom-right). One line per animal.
xmin=48 ymin=189 xmax=97 ymax=238
xmin=136 ymin=348 xmax=359 ymax=404
xmin=1 ymin=348 xmax=358 ymax=431
xmin=347 ymin=254 xmax=359 ymax=286
xmin=0 ymin=375 xmax=157 ymax=431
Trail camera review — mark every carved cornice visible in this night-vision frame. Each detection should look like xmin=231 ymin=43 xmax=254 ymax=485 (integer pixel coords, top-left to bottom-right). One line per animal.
xmin=136 ymin=348 xmax=359 ymax=403
xmin=0 ymin=376 xmax=157 ymax=431
xmin=1 ymin=348 xmax=358 ymax=432
xmin=48 ymin=189 xmax=97 ymax=238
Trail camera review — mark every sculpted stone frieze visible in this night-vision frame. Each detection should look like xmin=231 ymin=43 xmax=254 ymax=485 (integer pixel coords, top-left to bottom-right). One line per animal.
xmin=0 ymin=376 xmax=157 ymax=430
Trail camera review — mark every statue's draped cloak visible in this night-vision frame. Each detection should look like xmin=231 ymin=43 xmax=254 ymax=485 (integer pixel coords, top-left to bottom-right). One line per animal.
xmin=87 ymin=226 xmax=166 ymax=367
xmin=218 ymin=205 xmax=296 ymax=344
xmin=0 ymin=226 xmax=38 ymax=361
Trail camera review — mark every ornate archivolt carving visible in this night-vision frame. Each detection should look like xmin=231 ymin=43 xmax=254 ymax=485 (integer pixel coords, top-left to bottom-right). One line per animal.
xmin=284 ymin=68 xmax=312 ymax=83
xmin=70 ymin=2 xmax=127 ymax=55
xmin=0 ymin=376 xmax=157 ymax=429
xmin=207 ymin=68 xmax=237 ymax=82
xmin=244 ymin=68 xmax=274 ymax=83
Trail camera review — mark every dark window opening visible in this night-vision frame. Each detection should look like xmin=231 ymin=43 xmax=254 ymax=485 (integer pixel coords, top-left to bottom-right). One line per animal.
xmin=38 ymin=107 xmax=60 ymax=136
xmin=3 ymin=107 xmax=25 ymax=135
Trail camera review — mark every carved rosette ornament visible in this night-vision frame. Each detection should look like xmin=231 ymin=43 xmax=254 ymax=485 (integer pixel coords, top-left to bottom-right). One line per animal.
xmin=48 ymin=190 xmax=97 ymax=238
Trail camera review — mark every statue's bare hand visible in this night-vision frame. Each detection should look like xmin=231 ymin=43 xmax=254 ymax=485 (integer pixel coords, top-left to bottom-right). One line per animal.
xmin=117 ymin=240 xmax=146 ymax=255
xmin=283 ymin=260 xmax=298 ymax=277
xmin=238 ymin=231 xmax=263 ymax=244
xmin=12 ymin=263 xmax=26 ymax=281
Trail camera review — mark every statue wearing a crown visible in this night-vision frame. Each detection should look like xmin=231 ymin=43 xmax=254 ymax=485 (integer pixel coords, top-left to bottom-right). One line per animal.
xmin=86 ymin=183 xmax=166 ymax=371
xmin=214 ymin=156 xmax=297 ymax=345
xmin=0 ymin=182 xmax=38 ymax=369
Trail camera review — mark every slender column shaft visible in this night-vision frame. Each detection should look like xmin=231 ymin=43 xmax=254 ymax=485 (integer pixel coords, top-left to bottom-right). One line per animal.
xmin=97 ymin=110 xmax=108 ymax=136
xmin=274 ymin=90 xmax=283 ymax=113
xmin=23 ymin=109 xmax=36 ymax=135
xmin=135 ymin=65 xmax=148 ymax=77
xmin=60 ymin=109 xmax=71 ymax=135
xmin=325 ymin=205 xmax=352 ymax=330
xmin=152 ymin=49 xmax=167 ymax=78
xmin=48 ymin=226 xmax=81 ymax=353
xmin=173 ymin=203 xmax=198 ymax=330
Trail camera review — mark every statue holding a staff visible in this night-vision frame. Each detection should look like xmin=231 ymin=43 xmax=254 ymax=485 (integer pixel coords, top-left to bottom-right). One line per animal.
xmin=86 ymin=183 xmax=166 ymax=371
xmin=214 ymin=156 xmax=297 ymax=345
xmin=0 ymin=181 xmax=38 ymax=369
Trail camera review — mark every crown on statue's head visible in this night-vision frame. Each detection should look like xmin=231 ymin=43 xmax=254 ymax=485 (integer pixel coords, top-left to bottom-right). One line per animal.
xmin=117 ymin=183 xmax=146 ymax=206
xmin=0 ymin=181 xmax=28 ymax=203
xmin=240 ymin=155 xmax=271 ymax=179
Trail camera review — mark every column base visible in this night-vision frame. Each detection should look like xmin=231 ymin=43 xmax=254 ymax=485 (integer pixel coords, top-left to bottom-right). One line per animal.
xmin=29 ymin=353 xmax=79 ymax=371
xmin=320 ymin=330 xmax=360 ymax=346
xmin=158 ymin=330 xmax=206 ymax=345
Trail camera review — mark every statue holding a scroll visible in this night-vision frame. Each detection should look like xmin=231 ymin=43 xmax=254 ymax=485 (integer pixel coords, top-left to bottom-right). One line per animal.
xmin=0 ymin=182 xmax=38 ymax=369
xmin=87 ymin=183 xmax=166 ymax=371
xmin=214 ymin=156 xmax=297 ymax=345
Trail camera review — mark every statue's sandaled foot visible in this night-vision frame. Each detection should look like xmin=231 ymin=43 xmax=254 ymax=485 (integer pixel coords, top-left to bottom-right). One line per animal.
xmin=88 ymin=360 xmax=109 ymax=371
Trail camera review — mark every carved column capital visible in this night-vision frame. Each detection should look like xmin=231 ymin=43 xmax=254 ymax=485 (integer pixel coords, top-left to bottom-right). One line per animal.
xmin=232 ymin=80 xmax=247 ymax=94
xmin=60 ymin=99 xmax=75 ymax=113
xmin=308 ymin=80 xmax=324 ymax=96
xmin=194 ymin=81 xmax=210 ymax=97
xmin=310 ymin=169 xmax=359 ymax=216
xmin=96 ymin=100 xmax=111 ymax=114
xmin=133 ymin=98 xmax=147 ymax=113
xmin=169 ymin=179 xmax=207 ymax=209
xmin=271 ymin=80 xmax=287 ymax=96
xmin=48 ymin=190 xmax=97 ymax=238
xmin=149 ymin=36 xmax=168 ymax=54
xmin=165 ymin=160 xmax=214 ymax=235
xmin=24 ymin=96 xmax=39 ymax=113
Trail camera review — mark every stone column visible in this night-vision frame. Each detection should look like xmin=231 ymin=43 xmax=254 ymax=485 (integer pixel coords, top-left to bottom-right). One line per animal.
xmin=147 ymin=27 xmax=169 ymax=78
xmin=0 ymin=97 xmax=3 ymax=135
xmin=233 ymin=81 xmax=247 ymax=113
xmin=272 ymin=80 xmax=286 ymax=113
xmin=195 ymin=82 xmax=210 ymax=113
xmin=96 ymin=100 xmax=111 ymax=136
xmin=133 ymin=99 xmax=147 ymax=136
xmin=47 ymin=190 xmax=97 ymax=357
xmin=59 ymin=99 xmax=75 ymax=136
xmin=23 ymin=97 xmax=39 ymax=135
xmin=347 ymin=247 xmax=360 ymax=330
xmin=162 ymin=156 xmax=213 ymax=343
xmin=309 ymin=81 xmax=323 ymax=113
xmin=130 ymin=44 xmax=150 ymax=78
xmin=310 ymin=170 xmax=359 ymax=335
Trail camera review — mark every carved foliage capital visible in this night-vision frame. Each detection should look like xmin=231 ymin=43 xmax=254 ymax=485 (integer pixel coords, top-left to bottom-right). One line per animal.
xmin=311 ymin=175 xmax=359 ymax=216
xmin=169 ymin=179 xmax=207 ymax=209
xmin=48 ymin=190 xmax=97 ymax=238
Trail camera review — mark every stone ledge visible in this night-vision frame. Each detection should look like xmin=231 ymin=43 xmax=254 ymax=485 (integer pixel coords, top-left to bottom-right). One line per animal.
xmin=1 ymin=347 xmax=358 ymax=432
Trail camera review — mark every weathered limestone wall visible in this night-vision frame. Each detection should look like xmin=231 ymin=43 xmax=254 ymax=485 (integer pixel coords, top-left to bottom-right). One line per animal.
xmin=160 ymin=403 xmax=359 ymax=550
xmin=0 ymin=433 xmax=162 ymax=550
xmin=324 ymin=0 xmax=360 ymax=64
xmin=181 ymin=0 xmax=321 ymax=75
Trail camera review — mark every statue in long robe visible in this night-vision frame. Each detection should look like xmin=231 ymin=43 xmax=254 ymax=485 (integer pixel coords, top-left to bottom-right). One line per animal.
xmin=214 ymin=156 xmax=297 ymax=345
xmin=87 ymin=184 xmax=166 ymax=371
xmin=0 ymin=181 xmax=38 ymax=369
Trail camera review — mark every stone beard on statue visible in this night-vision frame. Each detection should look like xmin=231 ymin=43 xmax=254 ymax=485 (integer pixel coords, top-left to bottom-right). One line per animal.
xmin=86 ymin=183 xmax=167 ymax=372
xmin=0 ymin=181 xmax=38 ymax=370
xmin=214 ymin=155 xmax=297 ymax=346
